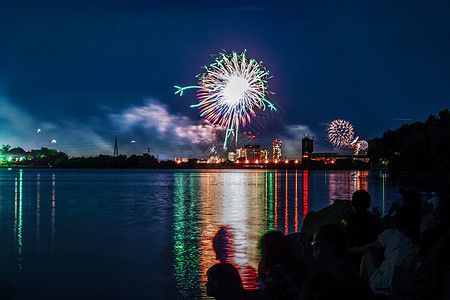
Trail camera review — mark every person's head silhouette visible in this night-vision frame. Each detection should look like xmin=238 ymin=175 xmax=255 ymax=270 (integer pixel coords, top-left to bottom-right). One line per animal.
xmin=213 ymin=226 xmax=231 ymax=263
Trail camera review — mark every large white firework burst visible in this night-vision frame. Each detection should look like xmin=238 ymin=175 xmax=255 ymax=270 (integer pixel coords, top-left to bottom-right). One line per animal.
xmin=327 ymin=119 xmax=354 ymax=148
xmin=175 ymin=50 xmax=275 ymax=148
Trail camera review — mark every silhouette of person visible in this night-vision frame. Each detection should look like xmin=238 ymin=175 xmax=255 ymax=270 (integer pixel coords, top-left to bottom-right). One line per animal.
xmin=300 ymin=223 xmax=374 ymax=300
xmin=343 ymin=190 xmax=382 ymax=272
xmin=343 ymin=190 xmax=381 ymax=248
xmin=420 ymin=193 xmax=450 ymax=299
xmin=212 ymin=227 xmax=263 ymax=293
xmin=206 ymin=263 xmax=245 ymax=300
xmin=213 ymin=226 xmax=231 ymax=263
xmin=258 ymin=230 xmax=301 ymax=299
xmin=358 ymin=205 xmax=420 ymax=291
xmin=383 ymin=189 xmax=436 ymax=235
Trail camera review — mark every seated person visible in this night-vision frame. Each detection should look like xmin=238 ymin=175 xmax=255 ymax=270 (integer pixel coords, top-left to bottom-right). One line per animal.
xmin=355 ymin=205 xmax=420 ymax=291
xmin=343 ymin=190 xmax=381 ymax=247
xmin=206 ymin=263 xmax=245 ymax=300
xmin=383 ymin=190 xmax=436 ymax=234
xmin=258 ymin=230 xmax=302 ymax=299
xmin=420 ymin=195 xmax=450 ymax=299
xmin=300 ymin=223 xmax=374 ymax=300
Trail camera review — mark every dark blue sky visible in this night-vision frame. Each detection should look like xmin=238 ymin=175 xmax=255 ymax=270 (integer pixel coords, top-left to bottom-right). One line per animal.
xmin=1 ymin=1 xmax=449 ymax=159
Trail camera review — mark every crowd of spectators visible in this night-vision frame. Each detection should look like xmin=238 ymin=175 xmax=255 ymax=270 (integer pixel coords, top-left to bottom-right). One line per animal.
xmin=207 ymin=185 xmax=450 ymax=299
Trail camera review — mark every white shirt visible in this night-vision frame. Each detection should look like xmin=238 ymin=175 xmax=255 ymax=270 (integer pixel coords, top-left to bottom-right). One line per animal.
xmin=369 ymin=229 xmax=416 ymax=290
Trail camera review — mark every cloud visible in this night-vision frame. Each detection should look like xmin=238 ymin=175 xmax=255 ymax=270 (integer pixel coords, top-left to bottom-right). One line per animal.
xmin=48 ymin=120 xmax=111 ymax=156
xmin=109 ymin=98 xmax=219 ymax=158
xmin=1 ymin=91 xmax=219 ymax=159
xmin=0 ymin=92 xmax=110 ymax=156
xmin=284 ymin=124 xmax=314 ymax=137
xmin=0 ymin=95 xmax=36 ymax=135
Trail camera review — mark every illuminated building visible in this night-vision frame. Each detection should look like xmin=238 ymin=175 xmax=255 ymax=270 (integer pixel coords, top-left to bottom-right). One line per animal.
xmin=236 ymin=148 xmax=245 ymax=160
xmin=228 ymin=152 xmax=236 ymax=162
xmin=207 ymin=156 xmax=220 ymax=163
xmin=175 ymin=158 xmax=189 ymax=163
xmin=260 ymin=149 xmax=269 ymax=162
xmin=273 ymin=139 xmax=282 ymax=162
xmin=244 ymin=145 xmax=261 ymax=162
xmin=302 ymin=136 xmax=314 ymax=156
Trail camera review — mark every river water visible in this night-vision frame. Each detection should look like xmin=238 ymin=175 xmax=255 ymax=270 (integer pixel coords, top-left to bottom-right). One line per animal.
xmin=0 ymin=168 xmax=425 ymax=299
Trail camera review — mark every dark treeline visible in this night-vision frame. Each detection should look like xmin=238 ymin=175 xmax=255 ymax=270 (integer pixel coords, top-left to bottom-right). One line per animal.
xmin=369 ymin=109 xmax=450 ymax=184
xmin=0 ymin=146 xmax=174 ymax=169
xmin=54 ymin=154 xmax=167 ymax=169
xmin=1 ymin=146 xmax=68 ymax=167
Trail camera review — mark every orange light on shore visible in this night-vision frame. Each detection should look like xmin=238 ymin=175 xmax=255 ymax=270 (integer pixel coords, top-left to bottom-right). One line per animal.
xmin=255 ymin=160 xmax=259 ymax=164
xmin=245 ymin=160 xmax=249 ymax=164
xmin=176 ymin=160 xmax=182 ymax=164
xmin=265 ymin=160 xmax=269 ymax=164
xmin=285 ymin=159 xmax=289 ymax=164
xmin=235 ymin=160 xmax=240 ymax=164
xmin=294 ymin=159 xmax=299 ymax=164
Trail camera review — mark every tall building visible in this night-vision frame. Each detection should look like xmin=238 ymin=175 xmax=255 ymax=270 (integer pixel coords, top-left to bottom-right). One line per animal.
xmin=273 ymin=139 xmax=282 ymax=162
xmin=302 ymin=136 xmax=314 ymax=156
xmin=260 ymin=149 xmax=269 ymax=162
xmin=236 ymin=148 xmax=245 ymax=160
xmin=228 ymin=151 xmax=236 ymax=161
xmin=244 ymin=145 xmax=261 ymax=162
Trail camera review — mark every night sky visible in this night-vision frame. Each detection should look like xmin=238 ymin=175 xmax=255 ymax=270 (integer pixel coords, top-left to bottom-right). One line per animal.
xmin=1 ymin=1 xmax=449 ymax=159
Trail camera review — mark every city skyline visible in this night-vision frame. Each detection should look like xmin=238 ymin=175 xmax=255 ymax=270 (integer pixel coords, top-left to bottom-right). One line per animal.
xmin=1 ymin=1 xmax=449 ymax=160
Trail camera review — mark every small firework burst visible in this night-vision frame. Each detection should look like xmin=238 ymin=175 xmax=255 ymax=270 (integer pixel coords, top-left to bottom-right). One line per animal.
xmin=327 ymin=119 xmax=354 ymax=147
xmin=175 ymin=50 xmax=275 ymax=148
xmin=356 ymin=140 xmax=368 ymax=151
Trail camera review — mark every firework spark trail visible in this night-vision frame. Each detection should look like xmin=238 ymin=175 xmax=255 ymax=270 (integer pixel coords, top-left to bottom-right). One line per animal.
xmin=327 ymin=119 xmax=354 ymax=148
xmin=175 ymin=50 xmax=276 ymax=148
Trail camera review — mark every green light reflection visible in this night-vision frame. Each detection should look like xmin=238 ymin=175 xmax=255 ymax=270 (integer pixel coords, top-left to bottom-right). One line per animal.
xmin=382 ymin=174 xmax=386 ymax=216
xmin=172 ymin=173 xmax=202 ymax=298
xmin=266 ymin=171 xmax=275 ymax=231
xmin=14 ymin=170 xmax=23 ymax=274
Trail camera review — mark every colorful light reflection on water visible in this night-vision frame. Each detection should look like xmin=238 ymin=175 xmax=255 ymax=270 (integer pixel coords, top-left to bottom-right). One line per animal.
xmin=170 ymin=170 xmax=386 ymax=298
xmin=0 ymin=169 xmax=404 ymax=299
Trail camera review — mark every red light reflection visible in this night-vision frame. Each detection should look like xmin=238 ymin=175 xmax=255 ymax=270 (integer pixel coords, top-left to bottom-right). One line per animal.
xmin=275 ymin=170 xmax=278 ymax=230
xmin=295 ymin=170 xmax=298 ymax=232
xmin=285 ymin=170 xmax=288 ymax=235
xmin=302 ymin=170 xmax=309 ymax=219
